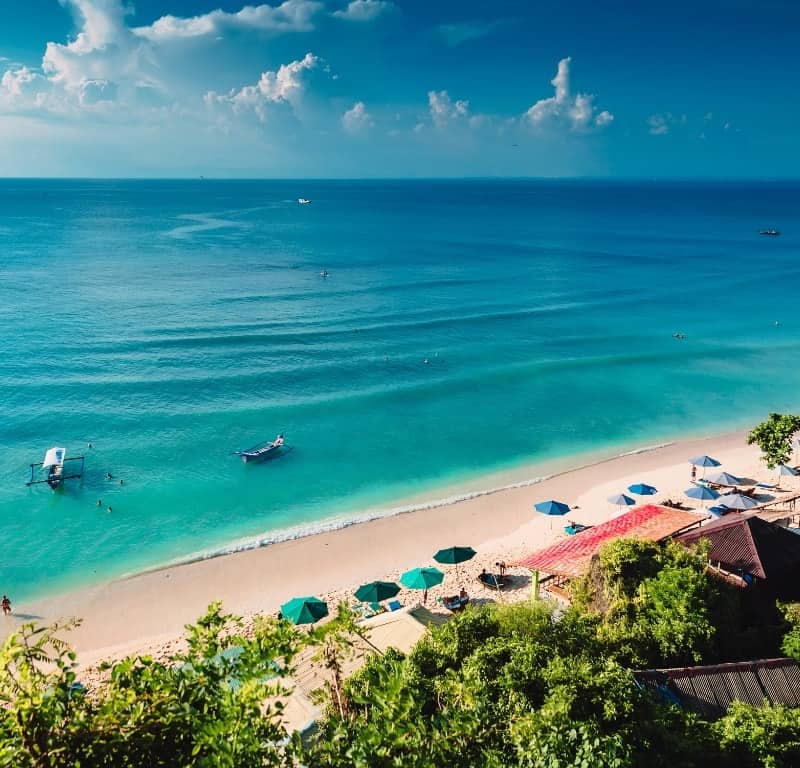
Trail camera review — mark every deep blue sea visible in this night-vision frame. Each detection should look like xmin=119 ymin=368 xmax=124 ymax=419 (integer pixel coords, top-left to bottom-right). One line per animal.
xmin=2 ymin=179 xmax=799 ymax=601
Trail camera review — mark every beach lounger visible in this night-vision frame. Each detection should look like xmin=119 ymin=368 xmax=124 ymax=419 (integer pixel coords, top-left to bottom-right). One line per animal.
xmin=564 ymin=523 xmax=590 ymax=536
xmin=440 ymin=594 xmax=469 ymax=612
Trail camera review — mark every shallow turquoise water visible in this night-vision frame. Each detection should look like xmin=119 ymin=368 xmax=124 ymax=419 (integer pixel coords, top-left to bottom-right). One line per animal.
xmin=2 ymin=179 xmax=799 ymax=600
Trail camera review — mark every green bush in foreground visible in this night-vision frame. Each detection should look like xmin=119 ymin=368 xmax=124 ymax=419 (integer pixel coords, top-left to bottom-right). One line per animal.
xmin=2 ymin=539 xmax=799 ymax=768
xmin=0 ymin=603 xmax=302 ymax=768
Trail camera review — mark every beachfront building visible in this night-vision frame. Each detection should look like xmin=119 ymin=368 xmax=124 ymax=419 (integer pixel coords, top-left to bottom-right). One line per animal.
xmin=514 ymin=505 xmax=703 ymax=600
xmin=634 ymin=658 xmax=800 ymax=720
xmin=676 ymin=514 xmax=800 ymax=600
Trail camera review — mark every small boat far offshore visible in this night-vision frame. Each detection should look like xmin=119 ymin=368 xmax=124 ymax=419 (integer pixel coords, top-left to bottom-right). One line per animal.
xmin=235 ymin=434 xmax=286 ymax=463
xmin=298 ymin=198 xmax=312 ymax=205
xmin=759 ymin=228 xmax=780 ymax=236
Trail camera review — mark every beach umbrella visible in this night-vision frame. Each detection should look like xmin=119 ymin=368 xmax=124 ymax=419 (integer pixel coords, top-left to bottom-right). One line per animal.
xmin=534 ymin=500 xmax=570 ymax=516
xmin=688 ymin=455 xmax=721 ymax=479
xmin=777 ymin=464 xmax=798 ymax=488
xmin=354 ymin=581 xmax=400 ymax=604
xmin=607 ymin=493 xmax=635 ymax=514
xmin=705 ymin=471 xmax=742 ymax=486
xmin=628 ymin=483 xmax=657 ymax=496
xmin=400 ymin=567 xmax=444 ymax=604
xmin=434 ymin=546 xmax=477 ymax=581
xmin=280 ymin=596 xmax=328 ymax=625
xmin=534 ymin=499 xmax=570 ymax=530
xmin=684 ymin=485 xmax=719 ymax=508
xmin=716 ymin=492 xmax=759 ymax=511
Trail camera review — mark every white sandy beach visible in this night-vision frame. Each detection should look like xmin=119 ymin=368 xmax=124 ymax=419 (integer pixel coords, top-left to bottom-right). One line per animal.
xmin=3 ymin=430 xmax=792 ymax=671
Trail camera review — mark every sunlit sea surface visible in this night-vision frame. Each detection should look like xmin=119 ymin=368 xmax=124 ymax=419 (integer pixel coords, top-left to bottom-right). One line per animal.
xmin=2 ymin=179 xmax=799 ymax=600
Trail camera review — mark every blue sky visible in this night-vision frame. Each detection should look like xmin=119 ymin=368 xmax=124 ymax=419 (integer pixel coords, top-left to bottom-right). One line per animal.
xmin=0 ymin=0 xmax=797 ymax=177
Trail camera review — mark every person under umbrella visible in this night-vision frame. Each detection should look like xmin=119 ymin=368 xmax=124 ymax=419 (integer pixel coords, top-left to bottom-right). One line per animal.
xmin=688 ymin=455 xmax=721 ymax=479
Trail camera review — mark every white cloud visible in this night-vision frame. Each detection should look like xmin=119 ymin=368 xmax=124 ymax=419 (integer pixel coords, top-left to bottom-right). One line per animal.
xmin=206 ymin=53 xmax=327 ymax=121
xmin=332 ymin=0 xmax=394 ymax=22
xmin=134 ymin=0 xmax=322 ymax=41
xmin=428 ymin=89 xmax=469 ymax=128
xmin=647 ymin=113 xmax=674 ymax=135
xmin=0 ymin=66 xmax=50 ymax=110
xmin=525 ymin=57 xmax=613 ymax=132
xmin=342 ymin=100 xmax=372 ymax=132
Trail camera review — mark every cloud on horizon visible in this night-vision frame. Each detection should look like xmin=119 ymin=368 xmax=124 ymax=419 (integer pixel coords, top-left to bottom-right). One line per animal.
xmin=525 ymin=57 xmax=613 ymax=132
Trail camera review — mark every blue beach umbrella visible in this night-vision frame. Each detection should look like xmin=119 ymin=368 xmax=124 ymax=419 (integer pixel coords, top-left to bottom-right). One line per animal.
xmin=688 ymin=455 xmax=721 ymax=479
xmin=684 ymin=485 xmax=719 ymax=508
xmin=777 ymin=464 xmax=798 ymax=487
xmin=716 ymin=492 xmax=759 ymax=511
xmin=534 ymin=500 xmax=570 ymax=516
xmin=607 ymin=493 xmax=635 ymax=514
xmin=705 ymin=471 xmax=742 ymax=486
xmin=534 ymin=499 xmax=570 ymax=529
xmin=628 ymin=483 xmax=657 ymax=496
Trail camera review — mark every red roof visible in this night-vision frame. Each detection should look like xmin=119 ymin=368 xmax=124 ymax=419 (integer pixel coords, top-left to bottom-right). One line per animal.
xmin=514 ymin=505 xmax=702 ymax=578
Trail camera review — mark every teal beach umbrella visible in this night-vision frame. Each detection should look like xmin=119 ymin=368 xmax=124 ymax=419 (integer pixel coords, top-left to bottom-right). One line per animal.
xmin=354 ymin=581 xmax=400 ymax=603
xmin=400 ymin=567 xmax=444 ymax=602
xmin=434 ymin=545 xmax=477 ymax=581
xmin=280 ymin=596 xmax=328 ymax=625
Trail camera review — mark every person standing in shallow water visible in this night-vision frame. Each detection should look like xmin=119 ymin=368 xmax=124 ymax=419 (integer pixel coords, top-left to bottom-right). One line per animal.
xmin=2 ymin=595 xmax=11 ymax=615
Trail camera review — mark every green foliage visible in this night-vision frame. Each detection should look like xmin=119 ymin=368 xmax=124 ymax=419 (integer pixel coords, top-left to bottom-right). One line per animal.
xmin=0 ymin=603 xmax=303 ymax=768
xmin=714 ymin=701 xmax=800 ymax=768
xmin=572 ymin=539 xmax=725 ymax=667
xmin=779 ymin=602 xmax=800 ymax=662
xmin=303 ymin=601 xmax=721 ymax=768
xmin=747 ymin=413 xmax=800 ymax=469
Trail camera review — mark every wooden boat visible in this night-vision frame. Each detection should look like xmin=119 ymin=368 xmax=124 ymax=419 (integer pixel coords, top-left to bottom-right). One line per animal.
xmin=27 ymin=447 xmax=85 ymax=489
xmin=235 ymin=434 xmax=285 ymax=463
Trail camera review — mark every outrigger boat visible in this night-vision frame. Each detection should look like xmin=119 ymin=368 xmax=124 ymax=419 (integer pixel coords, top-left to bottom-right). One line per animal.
xmin=234 ymin=434 xmax=285 ymax=463
xmin=27 ymin=447 xmax=85 ymax=489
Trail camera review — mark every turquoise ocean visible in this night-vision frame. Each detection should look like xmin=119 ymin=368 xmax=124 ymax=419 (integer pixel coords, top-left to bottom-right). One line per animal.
xmin=2 ymin=179 xmax=800 ymax=601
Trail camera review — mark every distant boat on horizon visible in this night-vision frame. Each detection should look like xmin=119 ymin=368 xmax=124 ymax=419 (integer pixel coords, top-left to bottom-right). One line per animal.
xmin=298 ymin=198 xmax=312 ymax=205
xmin=759 ymin=228 xmax=780 ymax=236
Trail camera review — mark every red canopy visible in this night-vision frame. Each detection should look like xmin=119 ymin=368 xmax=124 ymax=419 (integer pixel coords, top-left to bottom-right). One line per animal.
xmin=514 ymin=504 xmax=702 ymax=578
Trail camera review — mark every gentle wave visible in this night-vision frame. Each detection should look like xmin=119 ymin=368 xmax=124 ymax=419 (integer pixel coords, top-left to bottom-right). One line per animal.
xmin=123 ymin=440 xmax=676 ymax=579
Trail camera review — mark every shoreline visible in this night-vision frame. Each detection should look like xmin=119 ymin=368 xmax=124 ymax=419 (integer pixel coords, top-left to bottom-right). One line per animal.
xmin=1 ymin=427 xmax=771 ymax=665
xmin=114 ymin=438 xmax=677 ymax=584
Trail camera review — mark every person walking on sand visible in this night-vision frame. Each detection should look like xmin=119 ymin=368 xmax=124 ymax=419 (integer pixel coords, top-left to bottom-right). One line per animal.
xmin=2 ymin=595 xmax=11 ymax=615
xmin=691 ymin=465 xmax=697 ymax=482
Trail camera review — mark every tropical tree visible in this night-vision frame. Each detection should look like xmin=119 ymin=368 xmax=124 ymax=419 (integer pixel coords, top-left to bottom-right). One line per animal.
xmin=0 ymin=603 xmax=304 ymax=768
xmin=747 ymin=413 xmax=800 ymax=469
